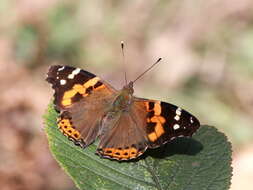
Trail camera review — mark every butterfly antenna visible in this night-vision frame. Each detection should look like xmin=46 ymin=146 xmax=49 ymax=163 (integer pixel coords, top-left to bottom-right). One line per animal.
xmin=133 ymin=57 xmax=162 ymax=83
xmin=121 ymin=41 xmax=128 ymax=85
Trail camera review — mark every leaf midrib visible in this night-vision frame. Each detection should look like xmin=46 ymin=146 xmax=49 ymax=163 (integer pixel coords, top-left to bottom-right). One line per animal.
xmin=144 ymin=159 xmax=163 ymax=190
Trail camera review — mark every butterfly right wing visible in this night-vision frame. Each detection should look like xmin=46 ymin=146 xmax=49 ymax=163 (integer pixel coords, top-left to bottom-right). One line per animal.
xmin=134 ymin=98 xmax=200 ymax=148
xmin=95 ymin=97 xmax=200 ymax=161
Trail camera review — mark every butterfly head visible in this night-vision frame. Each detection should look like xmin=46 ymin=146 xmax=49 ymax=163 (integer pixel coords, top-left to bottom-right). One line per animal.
xmin=112 ymin=81 xmax=134 ymax=110
xmin=122 ymin=81 xmax=134 ymax=95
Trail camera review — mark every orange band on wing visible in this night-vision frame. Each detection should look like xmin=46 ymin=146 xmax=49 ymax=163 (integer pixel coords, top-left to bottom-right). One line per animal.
xmin=100 ymin=146 xmax=141 ymax=160
xmin=61 ymin=77 xmax=106 ymax=107
xmin=83 ymin=77 xmax=100 ymax=88
xmin=146 ymin=101 xmax=166 ymax=142
xmin=58 ymin=118 xmax=81 ymax=140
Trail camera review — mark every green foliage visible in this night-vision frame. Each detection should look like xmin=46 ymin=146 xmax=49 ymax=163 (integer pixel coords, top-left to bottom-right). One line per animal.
xmin=15 ymin=24 xmax=38 ymax=62
xmin=46 ymin=2 xmax=83 ymax=63
xmin=44 ymin=103 xmax=232 ymax=190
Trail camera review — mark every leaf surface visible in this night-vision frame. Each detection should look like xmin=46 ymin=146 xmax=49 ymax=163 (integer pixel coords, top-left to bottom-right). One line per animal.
xmin=44 ymin=103 xmax=232 ymax=190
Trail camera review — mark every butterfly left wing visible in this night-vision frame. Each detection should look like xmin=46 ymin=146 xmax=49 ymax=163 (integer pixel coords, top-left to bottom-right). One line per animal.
xmin=134 ymin=98 xmax=200 ymax=148
xmin=46 ymin=65 xmax=117 ymax=147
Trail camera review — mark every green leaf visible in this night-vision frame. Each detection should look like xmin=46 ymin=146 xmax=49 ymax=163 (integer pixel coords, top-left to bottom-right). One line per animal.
xmin=44 ymin=103 xmax=232 ymax=190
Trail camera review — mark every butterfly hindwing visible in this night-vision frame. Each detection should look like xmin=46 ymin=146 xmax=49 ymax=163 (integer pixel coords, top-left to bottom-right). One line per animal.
xmin=96 ymin=111 xmax=148 ymax=160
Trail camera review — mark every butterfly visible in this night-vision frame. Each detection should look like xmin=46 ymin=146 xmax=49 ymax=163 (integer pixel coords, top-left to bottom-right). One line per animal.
xmin=46 ymin=64 xmax=200 ymax=161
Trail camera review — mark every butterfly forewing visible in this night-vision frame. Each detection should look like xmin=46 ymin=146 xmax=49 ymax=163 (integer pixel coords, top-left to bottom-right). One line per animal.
xmin=47 ymin=65 xmax=97 ymax=110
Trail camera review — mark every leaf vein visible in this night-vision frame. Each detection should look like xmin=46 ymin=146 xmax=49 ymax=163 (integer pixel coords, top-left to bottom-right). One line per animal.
xmin=144 ymin=159 xmax=163 ymax=190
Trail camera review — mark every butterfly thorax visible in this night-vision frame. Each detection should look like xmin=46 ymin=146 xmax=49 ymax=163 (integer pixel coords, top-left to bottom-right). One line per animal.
xmin=112 ymin=81 xmax=134 ymax=112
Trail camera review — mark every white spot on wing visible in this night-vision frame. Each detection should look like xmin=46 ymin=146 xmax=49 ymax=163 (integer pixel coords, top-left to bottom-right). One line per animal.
xmin=173 ymin=124 xmax=180 ymax=130
xmin=60 ymin=79 xmax=66 ymax=85
xmin=174 ymin=115 xmax=180 ymax=121
xmin=68 ymin=73 xmax=74 ymax=79
xmin=58 ymin=66 xmax=65 ymax=71
xmin=68 ymin=68 xmax=81 ymax=79
xmin=190 ymin=117 xmax=194 ymax=123
xmin=73 ymin=68 xmax=81 ymax=75
xmin=176 ymin=107 xmax=182 ymax=116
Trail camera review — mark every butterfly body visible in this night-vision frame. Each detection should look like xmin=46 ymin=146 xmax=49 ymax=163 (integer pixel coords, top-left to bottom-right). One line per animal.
xmin=111 ymin=82 xmax=134 ymax=112
xmin=46 ymin=65 xmax=200 ymax=161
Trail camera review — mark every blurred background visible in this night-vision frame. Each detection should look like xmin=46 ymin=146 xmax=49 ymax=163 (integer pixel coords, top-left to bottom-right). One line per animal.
xmin=0 ymin=0 xmax=252 ymax=189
